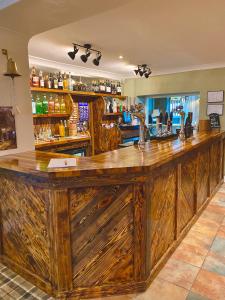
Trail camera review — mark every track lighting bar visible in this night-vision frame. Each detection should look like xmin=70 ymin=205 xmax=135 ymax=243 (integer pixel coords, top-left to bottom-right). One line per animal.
xmin=67 ymin=43 xmax=102 ymax=66
xmin=134 ymin=64 xmax=152 ymax=78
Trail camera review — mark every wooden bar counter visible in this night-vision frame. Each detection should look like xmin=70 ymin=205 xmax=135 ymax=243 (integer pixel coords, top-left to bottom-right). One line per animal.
xmin=0 ymin=131 xmax=224 ymax=299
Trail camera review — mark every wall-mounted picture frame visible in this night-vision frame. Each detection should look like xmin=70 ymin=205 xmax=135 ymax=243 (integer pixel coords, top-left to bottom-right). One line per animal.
xmin=207 ymin=104 xmax=224 ymax=116
xmin=207 ymin=90 xmax=224 ymax=103
xmin=0 ymin=106 xmax=17 ymax=151
xmin=209 ymin=113 xmax=220 ymax=128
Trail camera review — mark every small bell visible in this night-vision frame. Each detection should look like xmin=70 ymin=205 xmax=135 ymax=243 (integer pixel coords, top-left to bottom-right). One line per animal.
xmin=2 ymin=49 xmax=21 ymax=79
xmin=4 ymin=58 xmax=21 ymax=79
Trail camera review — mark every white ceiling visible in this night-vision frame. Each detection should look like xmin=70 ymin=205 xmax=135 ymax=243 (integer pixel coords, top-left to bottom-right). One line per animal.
xmin=2 ymin=0 xmax=225 ymax=79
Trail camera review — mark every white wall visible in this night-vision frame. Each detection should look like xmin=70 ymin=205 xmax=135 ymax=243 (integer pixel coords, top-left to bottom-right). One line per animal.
xmin=0 ymin=26 xmax=34 ymax=156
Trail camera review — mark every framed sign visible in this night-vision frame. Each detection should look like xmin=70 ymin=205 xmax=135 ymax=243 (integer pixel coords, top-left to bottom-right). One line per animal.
xmin=209 ymin=113 xmax=220 ymax=128
xmin=207 ymin=104 xmax=223 ymax=116
xmin=207 ymin=90 xmax=224 ymax=103
xmin=0 ymin=107 xmax=17 ymax=151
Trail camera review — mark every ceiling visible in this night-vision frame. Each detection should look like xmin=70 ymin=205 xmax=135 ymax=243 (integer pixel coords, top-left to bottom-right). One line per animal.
xmin=2 ymin=0 xmax=225 ymax=79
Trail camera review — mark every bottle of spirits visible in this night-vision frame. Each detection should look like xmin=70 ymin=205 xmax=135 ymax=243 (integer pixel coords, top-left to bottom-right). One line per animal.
xmin=68 ymin=72 xmax=73 ymax=91
xmin=53 ymin=74 xmax=58 ymax=89
xmin=42 ymin=95 xmax=48 ymax=114
xmin=64 ymin=120 xmax=69 ymax=137
xmin=48 ymin=95 xmax=55 ymax=113
xmin=44 ymin=74 xmax=49 ymax=88
xmin=59 ymin=120 xmax=65 ymax=137
xmin=58 ymin=72 xmax=63 ymax=90
xmin=36 ymin=95 xmax=43 ymax=114
xmin=60 ymin=96 xmax=66 ymax=113
xmin=63 ymin=73 xmax=68 ymax=90
xmin=95 ymin=80 xmax=100 ymax=93
xmin=32 ymin=95 xmax=36 ymax=114
xmin=54 ymin=95 xmax=60 ymax=113
xmin=99 ymin=80 xmax=105 ymax=93
xmin=117 ymin=82 xmax=122 ymax=95
xmin=48 ymin=73 xmax=53 ymax=89
xmin=39 ymin=71 xmax=44 ymax=88
xmin=106 ymin=80 xmax=111 ymax=94
xmin=31 ymin=66 xmax=39 ymax=87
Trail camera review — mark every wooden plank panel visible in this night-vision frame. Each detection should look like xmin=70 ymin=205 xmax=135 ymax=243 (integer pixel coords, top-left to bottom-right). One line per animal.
xmin=210 ymin=141 xmax=221 ymax=194
xmin=69 ymin=185 xmax=134 ymax=287
xmin=0 ymin=176 xmax=51 ymax=282
xmin=177 ymin=155 xmax=196 ymax=234
xmin=196 ymin=148 xmax=210 ymax=209
xmin=150 ymin=167 xmax=176 ymax=268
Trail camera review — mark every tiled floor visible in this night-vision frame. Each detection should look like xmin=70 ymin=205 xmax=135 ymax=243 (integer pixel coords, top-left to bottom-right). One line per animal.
xmin=1 ymin=185 xmax=225 ymax=300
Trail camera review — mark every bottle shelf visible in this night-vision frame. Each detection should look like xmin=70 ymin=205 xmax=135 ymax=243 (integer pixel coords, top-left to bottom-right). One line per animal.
xmin=30 ymin=87 xmax=126 ymax=100
xmin=104 ymin=112 xmax=123 ymax=116
xmin=33 ymin=113 xmax=70 ymax=118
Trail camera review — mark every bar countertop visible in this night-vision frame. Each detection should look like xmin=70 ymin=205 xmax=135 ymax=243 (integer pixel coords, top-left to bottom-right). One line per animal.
xmin=0 ymin=130 xmax=224 ymax=178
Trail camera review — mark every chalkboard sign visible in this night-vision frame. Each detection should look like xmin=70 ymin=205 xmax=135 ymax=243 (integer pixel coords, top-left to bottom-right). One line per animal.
xmin=209 ymin=113 xmax=220 ymax=128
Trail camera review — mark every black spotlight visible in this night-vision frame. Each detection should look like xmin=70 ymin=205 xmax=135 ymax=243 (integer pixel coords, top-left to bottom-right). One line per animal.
xmin=68 ymin=45 xmax=79 ymax=60
xmin=80 ymin=44 xmax=91 ymax=63
xmin=134 ymin=69 xmax=139 ymax=75
xmin=145 ymin=70 xmax=152 ymax=78
xmin=139 ymin=70 xmax=144 ymax=77
xmin=93 ymin=52 xmax=102 ymax=66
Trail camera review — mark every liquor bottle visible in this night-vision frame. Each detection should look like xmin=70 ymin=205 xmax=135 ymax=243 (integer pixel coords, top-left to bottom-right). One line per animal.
xmin=31 ymin=66 xmax=39 ymax=87
xmin=95 ymin=80 xmax=99 ymax=93
xmin=117 ymin=82 xmax=122 ymax=95
xmin=63 ymin=73 xmax=68 ymax=90
xmin=42 ymin=94 xmax=48 ymax=114
xmin=48 ymin=95 xmax=55 ymax=113
xmin=39 ymin=71 xmax=44 ymax=88
xmin=58 ymin=72 xmax=63 ymax=90
xmin=106 ymin=80 xmax=111 ymax=94
xmin=59 ymin=120 xmax=65 ymax=137
xmin=68 ymin=72 xmax=73 ymax=91
xmin=64 ymin=120 xmax=69 ymax=137
xmin=99 ymin=80 xmax=105 ymax=93
xmin=35 ymin=95 xmax=43 ymax=114
xmin=44 ymin=74 xmax=49 ymax=88
xmin=48 ymin=73 xmax=53 ymax=89
xmin=60 ymin=96 xmax=66 ymax=113
xmin=54 ymin=95 xmax=60 ymax=113
xmin=32 ymin=95 xmax=36 ymax=114
xmin=53 ymin=74 xmax=58 ymax=89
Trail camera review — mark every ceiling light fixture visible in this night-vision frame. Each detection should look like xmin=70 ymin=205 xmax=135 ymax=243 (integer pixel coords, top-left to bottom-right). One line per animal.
xmin=119 ymin=55 xmax=124 ymax=59
xmin=134 ymin=64 xmax=152 ymax=78
xmin=67 ymin=44 xmax=79 ymax=60
xmin=67 ymin=43 xmax=102 ymax=66
xmin=93 ymin=51 xmax=102 ymax=66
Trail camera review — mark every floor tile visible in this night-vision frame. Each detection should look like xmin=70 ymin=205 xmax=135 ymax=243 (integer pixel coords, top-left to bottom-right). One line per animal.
xmin=200 ymin=210 xmax=224 ymax=225
xmin=202 ymin=251 xmax=225 ymax=277
xmin=191 ymin=218 xmax=219 ymax=238
xmin=210 ymin=236 xmax=225 ymax=257
xmin=186 ymin=291 xmax=210 ymax=300
xmin=183 ymin=230 xmax=214 ymax=250
xmin=158 ymin=258 xmax=200 ymax=290
xmin=207 ymin=203 xmax=225 ymax=215
xmin=172 ymin=242 xmax=207 ymax=267
xmin=191 ymin=269 xmax=225 ymax=300
xmin=217 ymin=225 xmax=225 ymax=238
xmin=135 ymin=277 xmax=188 ymax=300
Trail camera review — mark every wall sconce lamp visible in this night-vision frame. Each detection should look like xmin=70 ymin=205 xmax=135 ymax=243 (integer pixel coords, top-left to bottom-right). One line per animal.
xmin=2 ymin=49 xmax=21 ymax=79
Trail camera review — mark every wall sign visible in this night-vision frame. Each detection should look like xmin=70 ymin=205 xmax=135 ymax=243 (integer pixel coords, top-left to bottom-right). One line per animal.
xmin=0 ymin=107 xmax=17 ymax=151
xmin=207 ymin=90 xmax=224 ymax=103
xmin=209 ymin=113 xmax=220 ymax=128
xmin=207 ymin=104 xmax=223 ymax=116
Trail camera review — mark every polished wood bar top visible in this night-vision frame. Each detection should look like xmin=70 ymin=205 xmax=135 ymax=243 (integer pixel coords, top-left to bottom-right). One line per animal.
xmin=0 ymin=130 xmax=224 ymax=178
xmin=34 ymin=135 xmax=90 ymax=149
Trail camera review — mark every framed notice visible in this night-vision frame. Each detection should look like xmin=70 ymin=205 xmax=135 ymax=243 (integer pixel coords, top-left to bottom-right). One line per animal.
xmin=0 ymin=107 xmax=17 ymax=151
xmin=207 ymin=90 xmax=224 ymax=103
xmin=207 ymin=104 xmax=223 ymax=116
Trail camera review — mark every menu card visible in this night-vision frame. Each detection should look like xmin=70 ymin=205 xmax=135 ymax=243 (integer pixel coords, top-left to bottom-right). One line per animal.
xmin=48 ymin=158 xmax=77 ymax=168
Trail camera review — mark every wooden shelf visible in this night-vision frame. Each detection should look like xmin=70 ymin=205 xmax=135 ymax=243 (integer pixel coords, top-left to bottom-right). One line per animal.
xmin=104 ymin=112 xmax=123 ymax=116
xmin=33 ymin=113 xmax=70 ymax=118
xmin=30 ymin=87 xmax=126 ymax=100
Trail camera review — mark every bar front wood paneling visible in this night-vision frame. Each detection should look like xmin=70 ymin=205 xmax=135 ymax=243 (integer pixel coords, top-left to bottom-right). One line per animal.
xmin=0 ymin=130 xmax=224 ymax=299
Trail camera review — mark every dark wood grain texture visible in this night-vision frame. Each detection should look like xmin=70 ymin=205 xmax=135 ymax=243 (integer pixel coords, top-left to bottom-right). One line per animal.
xmin=0 ymin=131 xmax=224 ymax=299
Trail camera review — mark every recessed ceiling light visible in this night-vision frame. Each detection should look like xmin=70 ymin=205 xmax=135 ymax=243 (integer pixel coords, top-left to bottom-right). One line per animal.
xmin=119 ymin=55 xmax=124 ymax=59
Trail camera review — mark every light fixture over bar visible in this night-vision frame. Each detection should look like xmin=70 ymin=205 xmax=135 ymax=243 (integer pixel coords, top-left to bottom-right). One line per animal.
xmin=67 ymin=43 xmax=102 ymax=66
